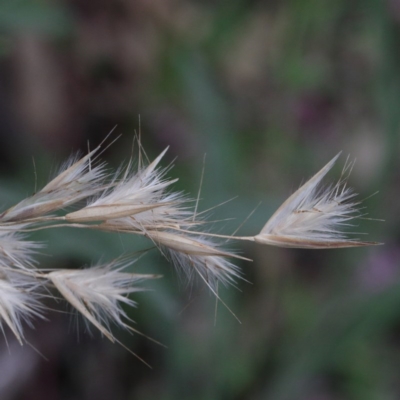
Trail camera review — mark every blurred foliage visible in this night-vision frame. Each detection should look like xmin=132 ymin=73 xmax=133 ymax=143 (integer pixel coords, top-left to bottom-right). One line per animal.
xmin=0 ymin=0 xmax=397 ymax=400
xmin=0 ymin=0 xmax=72 ymax=36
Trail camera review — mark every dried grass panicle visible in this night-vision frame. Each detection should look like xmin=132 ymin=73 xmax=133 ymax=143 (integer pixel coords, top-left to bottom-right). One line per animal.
xmin=0 ymin=136 xmax=379 ymax=356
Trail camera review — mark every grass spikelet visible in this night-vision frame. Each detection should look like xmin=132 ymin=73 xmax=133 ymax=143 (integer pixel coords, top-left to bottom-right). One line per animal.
xmin=149 ymin=231 xmax=245 ymax=288
xmin=48 ymin=260 xmax=159 ymax=342
xmin=0 ymin=275 xmax=44 ymax=345
xmin=0 ymin=227 xmax=41 ymax=270
xmin=254 ymin=153 xmax=379 ymax=249
xmin=64 ymin=147 xmax=186 ymax=224
xmin=0 ymin=147 xmax=107 ymax=222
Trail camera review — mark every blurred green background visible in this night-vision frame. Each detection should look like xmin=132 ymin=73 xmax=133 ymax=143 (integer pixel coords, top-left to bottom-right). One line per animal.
xmin=0 ymin=0 xmax=395 ymax=399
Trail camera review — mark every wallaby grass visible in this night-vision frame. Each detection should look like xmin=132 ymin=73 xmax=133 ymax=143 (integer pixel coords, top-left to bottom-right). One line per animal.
xmin=0 ymin=133 xmax=379 ymax=366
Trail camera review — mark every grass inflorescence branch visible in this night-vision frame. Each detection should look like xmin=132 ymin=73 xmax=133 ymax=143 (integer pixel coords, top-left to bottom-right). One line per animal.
xmin=0 ymin=135 xmax=379 ymax=360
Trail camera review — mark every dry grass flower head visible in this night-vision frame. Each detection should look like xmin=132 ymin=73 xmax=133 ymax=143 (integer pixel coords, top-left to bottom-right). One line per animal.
xmin=0 ymin=134 xmax=380 ymax=364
